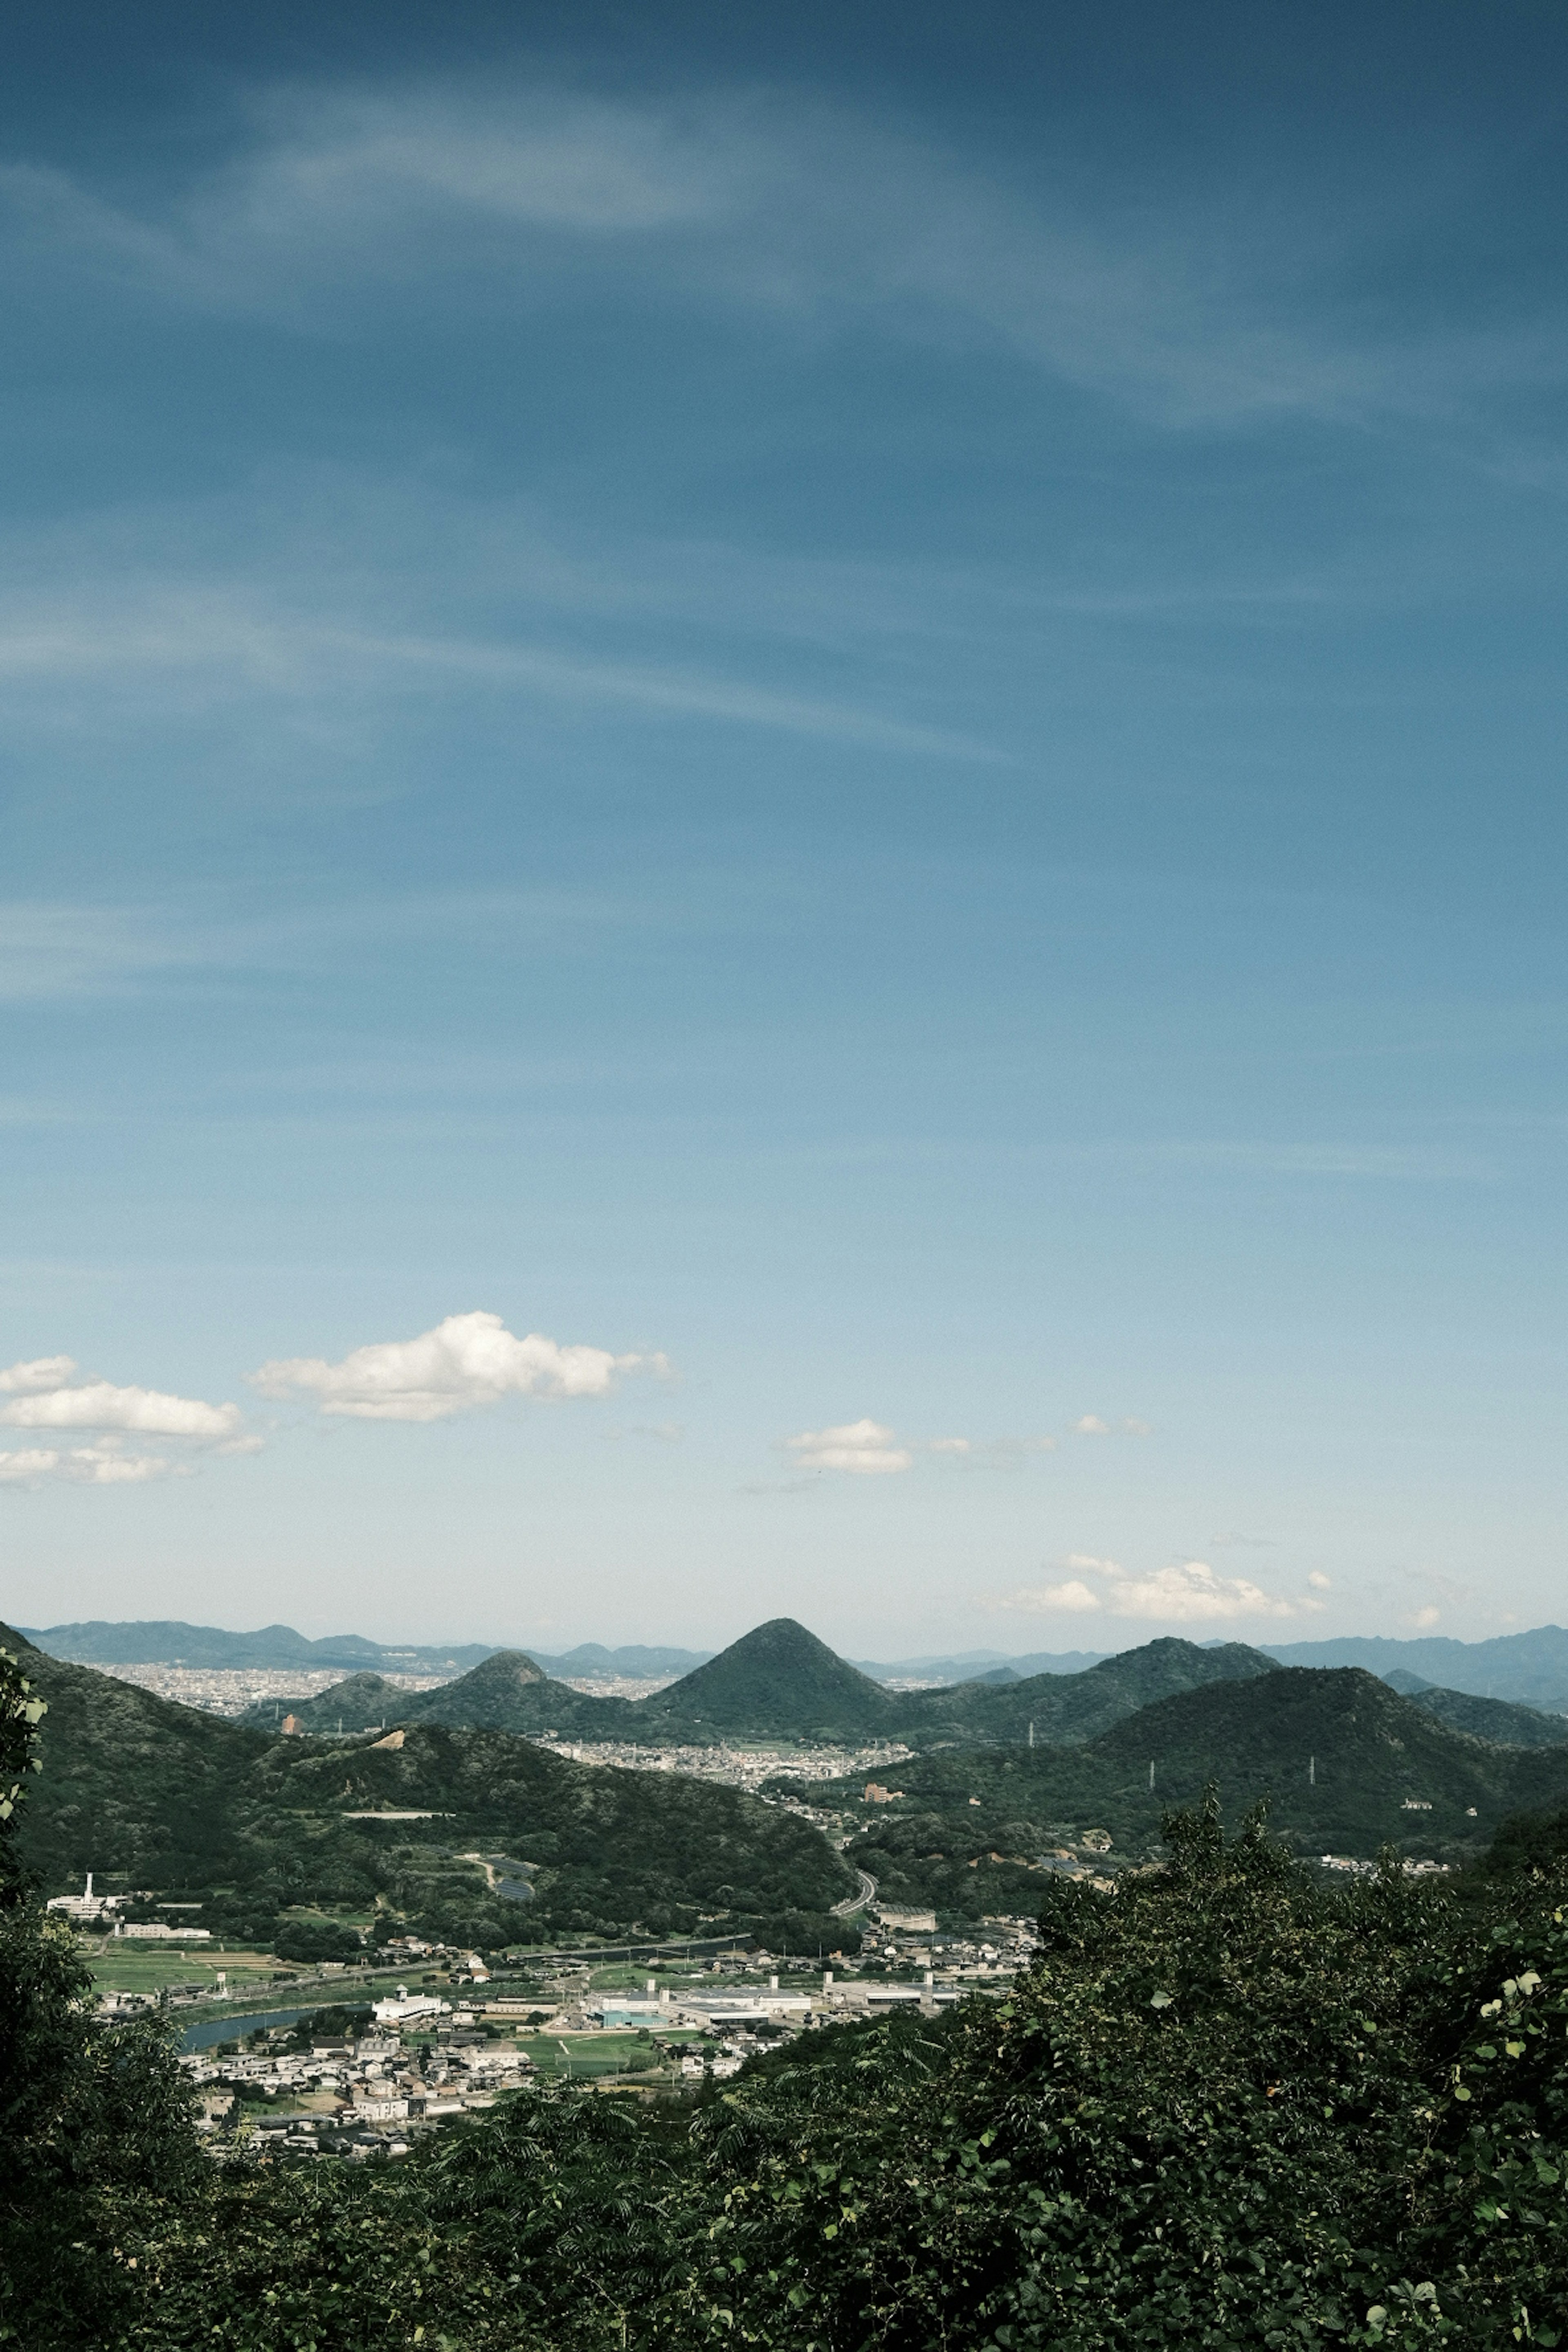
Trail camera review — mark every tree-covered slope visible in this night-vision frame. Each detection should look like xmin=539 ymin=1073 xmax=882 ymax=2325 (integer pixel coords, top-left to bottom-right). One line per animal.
xmin=0 ymin=1627 xmax=272 ymax=1890
xmin=238 ymin=1723 xmax=853 ymax=1941
xmin=3 ymin=1630 xmax=851 ymax=1946
xmin=1401 ymin=1682 xmax=1568 ymax=1747
xmin=887 ymin=1634 xmax=1275 ymax=1747
xmin=396 ymin=1650 xmax=637 ymax=1736
xmin=13 ymin=1764 xmax=1568 ymax=2349
xmin=1084 ymin=1666 xmax=1568 ymax=1844
xmin=242 ymin=1650 xmax=639 ymax=1738
xmin=241 ymin=1670 xmax=405 ymax=1733
xmin=816 ymin=1667 xmax=1568 ymax=1925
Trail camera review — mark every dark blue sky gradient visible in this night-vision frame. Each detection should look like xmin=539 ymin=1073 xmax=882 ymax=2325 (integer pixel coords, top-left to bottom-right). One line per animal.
xmin=2 ymin=2 xmax=1566 ymax=1650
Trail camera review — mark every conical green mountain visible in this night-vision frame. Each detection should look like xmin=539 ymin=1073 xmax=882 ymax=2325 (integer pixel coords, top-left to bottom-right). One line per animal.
xmin=247 ymin=1626 xmax=1288 ymax=1751
xmin=635 ymin=1618 xmax=897 ymax=1742
xmin=242 ymin=1670 xmax=403 ymax=1733
xmin=398 ymin=1649 xmax=635 ymax=1735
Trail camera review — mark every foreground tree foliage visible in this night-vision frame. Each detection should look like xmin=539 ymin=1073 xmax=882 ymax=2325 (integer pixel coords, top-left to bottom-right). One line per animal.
xmin=3 ymin=1639 xmax=1566 ymax=2348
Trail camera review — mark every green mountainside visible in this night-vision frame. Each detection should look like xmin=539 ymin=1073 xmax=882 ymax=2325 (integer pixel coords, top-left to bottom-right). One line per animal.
xmin=886 ymin=1634 xmax=1274 ymax=1746
xmin=242 ymin=1671 xmax=405 ymax=1734
xmin=240 ymin=1650 xmax=634 ymax=1738
xmin=1400 ymin=1682 xmax=1568 ymax=1746
xmin=824 ymin=1667 xmax=1568 ymax=1927
xmin=3 ymin=1630 xmax=851 ymax=1948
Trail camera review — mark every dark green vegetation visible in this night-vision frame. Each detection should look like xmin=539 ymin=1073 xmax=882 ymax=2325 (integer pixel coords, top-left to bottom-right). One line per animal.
xmin=1401 ymin=1684 xmax=1568 ymax=1748
xmin=249 ymin=1617 xmax=1282 ymax=1752
xmin=25 ymin=1618 xmax=1568 ymax=1962
xmin=635 ymin=1617 xmax=891 ymax=1740
xmin=249 ymin=1648 xmax=638 ymax=1740
xmin=826 ymin=1668 xmax=1568 ymax=1922
xmin=7 ymin=1630 xmax=1568 ymax=2348
xmin=892 ymin=1632 xmax=1273 ymax=1746
xmin=2 ymin=1629 xmax=853 ymax=1951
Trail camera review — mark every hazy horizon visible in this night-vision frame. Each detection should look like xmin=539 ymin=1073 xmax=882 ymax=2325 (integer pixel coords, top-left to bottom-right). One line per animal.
xmin=5 ymin=2 xmax=1568 ymax=1657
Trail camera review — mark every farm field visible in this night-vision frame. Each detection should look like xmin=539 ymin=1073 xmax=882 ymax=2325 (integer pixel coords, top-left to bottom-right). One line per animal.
xmin=85 ymin=1943 xmax=287 ymax=1997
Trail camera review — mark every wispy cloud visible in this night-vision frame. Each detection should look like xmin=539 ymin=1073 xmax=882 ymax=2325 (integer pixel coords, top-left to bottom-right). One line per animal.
xmin=254 ymin=1309 xmax=665 ymax=1422
xmin=0 ymin=579 xmax=997 ymax=762
xmin=0 ymin=1441 xmax=180 ymax=1487
xmin=0 ymin=76 xmax=1552 ymax=432
xmin=779 ymin=1420 xmax=1059 ymax=1478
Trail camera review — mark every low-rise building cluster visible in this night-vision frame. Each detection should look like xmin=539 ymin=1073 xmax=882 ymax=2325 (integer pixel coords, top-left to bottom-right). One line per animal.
xmin=528 ymin=1734 xmax=914 ymax=1791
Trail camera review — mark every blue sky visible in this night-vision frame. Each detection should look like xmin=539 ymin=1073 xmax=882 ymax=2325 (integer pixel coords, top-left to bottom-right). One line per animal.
xmin=4 ymin=1 xmax=1568 ymax=1654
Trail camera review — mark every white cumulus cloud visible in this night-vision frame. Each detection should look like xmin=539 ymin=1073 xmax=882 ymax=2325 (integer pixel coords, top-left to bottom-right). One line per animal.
xmin=251 ymin=1308 xmax=662 ymax=1421
xmin=1000 ymin=1554 xmax=1305 ymax=1622
xmin=1072 ymin=1415 xmax=1111 ymax=1435
xmin=785 ymin=1418 xmax=913 ymax=1475
xmin=0 ymin=1354 xmax=242 ymax=1437
xmin=1307 ymin=1570 xmax=1333 ymax=1591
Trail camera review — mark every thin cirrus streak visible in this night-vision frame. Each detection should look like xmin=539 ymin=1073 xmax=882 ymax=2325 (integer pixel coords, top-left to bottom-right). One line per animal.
xmin=0 ymin=600 xmax=994 ymax=762
xmin=0 ymin=78 xmax=1545 ymax=432
xmin=782 ymin=1423 xmax=1058 ymax=1475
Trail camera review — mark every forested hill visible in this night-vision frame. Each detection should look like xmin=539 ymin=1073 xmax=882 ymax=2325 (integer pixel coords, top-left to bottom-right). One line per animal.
xmin=1 ymin=1628 xmax=853 ymax=1949
xmin=1084 ymin=1666 xmax=1568 ymax=1840
xmin=885 ymin=1634 xmax=1274 ymax=1746
xmin=633 ymin=1619 xmax=895 ymax=1740
xmin=824 ymin=1666 xmax=1568 ymax=1927
xmin=243 ymin=1651 xmax=640 ymax=1738
xmin=1400 ymin=1682 xmax=1568 ymax=1748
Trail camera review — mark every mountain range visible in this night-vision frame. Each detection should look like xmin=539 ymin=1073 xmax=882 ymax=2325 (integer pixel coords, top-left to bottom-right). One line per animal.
xmin=1259 ymin=1626 xmax=1568 ymax=1710
xmin=24 ymin=1617 xmax=1568 ymax=1711
xmin=239 ymin=1619 xmax=1280 ymax=1749
xmin=11 ymin=1614 xmax=1568 ymax=1960
xmin=16 ymin=1619 xmax=1108 ymax=1686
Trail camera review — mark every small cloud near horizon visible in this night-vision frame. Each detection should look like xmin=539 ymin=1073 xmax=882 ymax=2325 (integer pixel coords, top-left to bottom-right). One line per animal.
xmin=0 ymin=1437 xmax=183 ymax=1487
xmin=994 ymin=1552 xmax=1325 ymax=1624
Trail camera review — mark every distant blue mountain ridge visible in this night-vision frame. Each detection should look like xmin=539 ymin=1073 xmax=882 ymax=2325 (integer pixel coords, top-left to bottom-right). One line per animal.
xmin=13 ymin=1619 xmax=1568 ymax=1710
xmin=1258 ymin=1628 xmax=1568 ymax=1713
